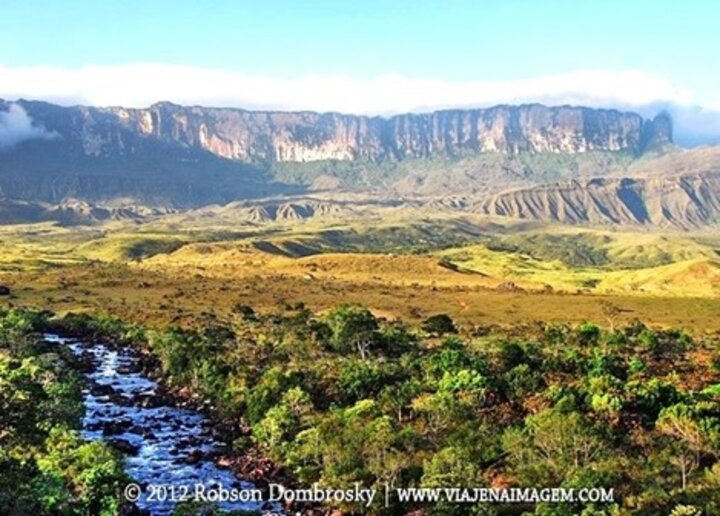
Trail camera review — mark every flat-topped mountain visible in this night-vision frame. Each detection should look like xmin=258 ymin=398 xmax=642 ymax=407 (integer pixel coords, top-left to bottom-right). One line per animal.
xmin=8 ymin=101 xmax=670 ymax=162
xmin=0 ymin=100 xmax=681 ymax=216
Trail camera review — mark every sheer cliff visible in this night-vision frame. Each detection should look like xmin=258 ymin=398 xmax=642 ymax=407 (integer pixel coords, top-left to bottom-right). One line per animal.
xmin=0 ymin=100 xmax=674 ymax=208
xmin=5 ymin=101 xmax=670 ymax=162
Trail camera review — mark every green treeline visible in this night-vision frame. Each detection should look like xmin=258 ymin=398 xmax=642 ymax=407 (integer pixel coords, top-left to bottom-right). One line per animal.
xmin=4 ymin=306 xmax=720 ymax=514
xmin=0 ymin=309 xmax=128 ymax=515
xmin=57 ymin=305 xmax=720 ymax=515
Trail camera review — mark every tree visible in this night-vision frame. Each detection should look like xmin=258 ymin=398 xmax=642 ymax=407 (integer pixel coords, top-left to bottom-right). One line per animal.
xmin=598 ymin=300 xmax=622 ymax=333
xmin=379 ymin=321 xmax=418 ymax=355
xmin=504 ymin=364 xmax=544 ymax=402
xmin=497 ymin=340 xmax=526 ymax=371
xmin=364 ymin=416 xmax=408 ymax=490
xmin=576 ymin=322 xmax=601 ymax=346
xmin=503 ymin=408 xmax=606 ymax=486
xmin=438 ymin=369 xmax=491 ymax=406
xmin=325 ymin=305 xmax=379 ymax=358
xmin=422 ymin=446 xmax=481 ymax=488
xmin=337 ymin=359 xmax=385 ymax=403
xmin=253 ymin=404 xmax=295 ymax=452
xmin=378 ymin=379 xmax=421 ymax=423
xmin=412 ymin=392 xmax=466 ymax=446
xmin=37 ymin=429 xmax=129 ymax=514
xmin=246 ymin=367 xmax=292 ymax=425
xmin=425 ymin=338 xmax=487 ymax=380
xmin=656 ymin=403 xmax=718 ymax=490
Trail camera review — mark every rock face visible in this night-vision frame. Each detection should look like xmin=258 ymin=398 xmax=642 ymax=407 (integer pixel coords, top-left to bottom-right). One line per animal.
xmin=641 ymin=112 xmax=674 ymax=152
xmin=475 ymin=171 xmax=720 ymax=229
xmin=0 ymin=100 xmax=676 ymax=210
xmin=8 ymin=101 xmax=664 ymax=163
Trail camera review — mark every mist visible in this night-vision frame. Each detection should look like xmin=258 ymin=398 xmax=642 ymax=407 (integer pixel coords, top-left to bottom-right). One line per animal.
xmin=0 ymin=103 xmax=57 ymax=149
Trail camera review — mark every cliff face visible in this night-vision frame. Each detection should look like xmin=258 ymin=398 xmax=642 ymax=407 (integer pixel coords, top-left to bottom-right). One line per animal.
xmin=0 ymin=100 xmax=678 ymax=209
xmin=11 ymin=101 xmax=668 ymax=163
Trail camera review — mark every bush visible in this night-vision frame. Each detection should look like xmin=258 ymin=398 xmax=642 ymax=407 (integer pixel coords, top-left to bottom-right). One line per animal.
xmin=232 ymin=303 xmax=257 ymax=321
xmin=337 ymin=359 xmax=387 ymax=403
xmin=422 ymin=314 xmax=457 ymax=336
xmin=504 ymin=364 xmax=544 ymax=402
xmin=576 ymin=323 xmax=601 ymax=346
xmin=497 ymin=340 xmax=526 ymax=371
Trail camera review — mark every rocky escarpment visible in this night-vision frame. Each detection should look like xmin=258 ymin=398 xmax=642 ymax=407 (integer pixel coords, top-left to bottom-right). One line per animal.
xmin=0 ymin=100 xmax=675 ymax=209
xmin=474 ymin=171 xmax=720 ymax=229
xmin=7 ymin=100 xmax=671 ymax=163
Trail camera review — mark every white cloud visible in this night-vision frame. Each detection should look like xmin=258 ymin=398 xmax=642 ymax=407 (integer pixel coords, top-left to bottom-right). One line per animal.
xmin=0 ymin=63 xmax=699 ymax=114
xmin=0 ymin=103 xmax=57 ymax=149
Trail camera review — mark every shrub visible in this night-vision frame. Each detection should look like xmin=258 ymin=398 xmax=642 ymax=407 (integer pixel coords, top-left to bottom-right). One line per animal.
xmin=422 ymin=314 xmax=457 ymax=336
xmin=337 ymin=359 xmax=386 ymax=403
xmin=503 ymin=364 xmax=544 ymax=402
xmin=576 ymin=323 xmax=601 ymax=346
xmin=497 ymin=340 xmax=526 ymax=371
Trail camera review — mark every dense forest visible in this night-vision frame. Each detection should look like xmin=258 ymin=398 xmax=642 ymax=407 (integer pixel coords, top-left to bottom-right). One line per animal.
xmin=2 ymin=305 xmax=720 ymax=515
xmin=0 ymin=310 xmax=129 ymax=514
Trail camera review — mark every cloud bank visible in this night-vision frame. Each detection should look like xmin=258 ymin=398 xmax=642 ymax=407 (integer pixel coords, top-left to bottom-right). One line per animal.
xmin=0 ymin=63 xmax=718 ymax=145
xmin=0 ymin=64 xmax=698 ymax=113
xmin=0 ymin=103 xmax=57 ymax=149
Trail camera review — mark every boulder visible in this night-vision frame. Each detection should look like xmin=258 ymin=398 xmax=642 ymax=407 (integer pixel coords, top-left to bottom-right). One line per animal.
xmin=184 ymin=449 xmax=204 ymax=465
xmin=109 ymin=438 xmax=140 ymax=455
xmin=90 ymin=383 xmax=117 ymax=397
xmin=98 ymin=418 xmax=134 ymax=436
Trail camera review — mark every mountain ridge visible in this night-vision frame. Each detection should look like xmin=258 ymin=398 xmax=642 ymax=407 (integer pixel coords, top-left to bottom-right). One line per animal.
xmin=0 ymin=100 xmax=700 ymax=228
xmin=475 ymin=170 xmax=720 ymax=229
xmin=4 ymin=100 xmax=672 ymax=162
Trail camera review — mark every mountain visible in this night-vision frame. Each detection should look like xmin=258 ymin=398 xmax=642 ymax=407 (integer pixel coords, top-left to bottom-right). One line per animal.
xmin=0 ymin=100 xmax=672 ymax=209
xmin=475 ymin=169 xmax=720 ymax=229
xmin=9 ymin=99 xmax=720 ymax=230
xmin=7 ymin=100 xmax=671 ymax=162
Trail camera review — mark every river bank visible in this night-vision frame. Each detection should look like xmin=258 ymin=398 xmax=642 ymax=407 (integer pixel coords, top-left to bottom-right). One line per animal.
xmin=45 ymin=332 xmax=288 ymax=514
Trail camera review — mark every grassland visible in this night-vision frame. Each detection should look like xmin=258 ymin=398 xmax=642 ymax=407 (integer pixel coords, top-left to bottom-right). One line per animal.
xmin=440 ymin=228 xmax=720 ymax=296
xmin=2 ymin=211 xmax=720 ymax=332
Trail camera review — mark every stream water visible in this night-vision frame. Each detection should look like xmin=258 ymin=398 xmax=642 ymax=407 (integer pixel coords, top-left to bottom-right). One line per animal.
xmin=45 ymin=334 xmax=276 ymax=515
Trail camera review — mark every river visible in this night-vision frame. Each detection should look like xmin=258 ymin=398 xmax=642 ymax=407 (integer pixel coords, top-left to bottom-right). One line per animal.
xmin=45 ymin=334 xmax=277 ymax=515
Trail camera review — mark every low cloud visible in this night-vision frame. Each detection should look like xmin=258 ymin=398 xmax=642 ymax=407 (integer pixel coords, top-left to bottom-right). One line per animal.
xmin=0 ymin=64 xmax=698 ymax=114
xmin=1 ymin=63 xmax=719 ymax=145
xmin=0 ymin=103 xmax=57 ymax=149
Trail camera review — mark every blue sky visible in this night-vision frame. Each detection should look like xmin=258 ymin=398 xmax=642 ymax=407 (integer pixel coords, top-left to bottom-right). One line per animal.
xmin=0 ymin=0 xmax=719 ymax=130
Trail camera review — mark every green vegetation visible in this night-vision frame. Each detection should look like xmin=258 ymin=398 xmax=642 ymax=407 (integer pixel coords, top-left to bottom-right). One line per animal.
xmin=58 ymin=306 xmax=720 ymax=514
xmin=267 ymin=150 xmax=636 ymax=192
xmin=440 ymin=229 xmax=720 ymax=295
xmin=478 ymin=231 xmax=715 ymax=269
xmin=0 ymin=309 xmax=129 ymax=515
